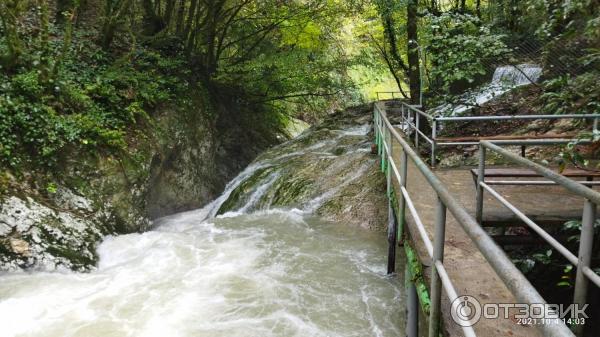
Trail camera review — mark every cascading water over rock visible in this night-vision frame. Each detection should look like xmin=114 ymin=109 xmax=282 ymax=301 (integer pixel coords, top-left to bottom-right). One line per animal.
xmin=0 ymin=105 xmax=403 ymax=337
xmin=430 ymin=64 xmax=543 ymax=116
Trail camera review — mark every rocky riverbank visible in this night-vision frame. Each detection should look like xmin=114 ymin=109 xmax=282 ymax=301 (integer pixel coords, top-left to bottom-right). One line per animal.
xmin=0 ymin=92 xmax=283 ymax=271
xmin=0 ymin=103 xmax=388 ymax=271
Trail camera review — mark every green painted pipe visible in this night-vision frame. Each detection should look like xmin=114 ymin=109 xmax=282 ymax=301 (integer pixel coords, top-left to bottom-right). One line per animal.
xmin=386 ymin=185 xmax=429 ymax=314
xmin=405 ymin=242 xmax=432 ymax=315
xmin=388 ymin=186 xmax=404 ymax=246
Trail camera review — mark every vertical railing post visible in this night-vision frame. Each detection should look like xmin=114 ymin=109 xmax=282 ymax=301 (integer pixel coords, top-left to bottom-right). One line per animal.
xmin=386 ymin=130 xmax=396 ymax=274
xmin=402 ymin=105 xmax=406 ymax=131
xmin=431 ymin=118 xmax=437 ymax=167
xmin=387 ymin=170 xmax=397 ymax=274
xmin=381 ymin=126 xmax=386 ymax=172
xmin=428 ymin=197 xmax=447 ymax=337
xmin=593 ymin=117 xmax=598 ymax=134
xmin=378 ymin=108 xmax=383 ymax=156
xmin=406 ymin=266 xmax=419 ymax=337
xmin=380 ymin=110 xmax=398 ymax=274
xmin=398 ymin=150 xmax=408 ymax=244
xmin=475 ymin=144 xmax=486 ymax=224
xmin=573 ymin=199 xmax=596 ymax=336
xmin=375 ymin=108 xmax=381 ymax=155
xmin=415 ymin=110 xmax=420 ymax=151
xmin=374 ymin=108 xmax=378 ymax=146
xmin=387 ymin=127 xmax=393 ymax=193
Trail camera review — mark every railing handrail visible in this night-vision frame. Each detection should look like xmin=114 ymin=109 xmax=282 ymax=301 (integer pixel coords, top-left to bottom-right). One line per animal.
xmin=435 ymin=113 xmax=600 ymax=121
xmin=480 ymin=140 xmax=600 ymax=205
xmin=401 ymin=103 xmax=433 ymax=120
xmin=374 ymin=102 xmax=575 ymax=337
xmin=476 ymin=140 xmax=600 ymax=337
xmin=388 ymin=98 xmax=599 ymax=167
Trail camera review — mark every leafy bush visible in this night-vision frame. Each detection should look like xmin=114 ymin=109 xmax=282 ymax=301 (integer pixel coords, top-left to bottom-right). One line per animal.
xmin=512 ymin=218 xmax=600 ymax=293
xmin=0 ymin=29 xmax=191 ymax=170
xmin=423 ymin=13 xmax=511 ymax=92
xmin=541 ymin=71 xmax=600 ymax=116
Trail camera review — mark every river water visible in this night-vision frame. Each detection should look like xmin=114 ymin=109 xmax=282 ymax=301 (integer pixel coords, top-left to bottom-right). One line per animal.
xmin=0 ymin=124 xmax=404 ymax=337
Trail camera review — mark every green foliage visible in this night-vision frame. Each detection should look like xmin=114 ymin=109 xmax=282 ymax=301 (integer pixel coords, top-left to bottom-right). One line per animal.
xmin=552 ymin=219 xmax=600 ymax=288
xmin=561 ymin=219 xmax=600 ymax=243
xmin=46 ymin=182 xmax=57 ymax=194
xmin=513 ymin=217 xmax=600 ymax=290
xmin=541 ymin=72 xmax=600 ymax=116
xmin=423 ymin=13 xmax=511 ymax=92
xmin=556 ymin=129 xmax=600 ymax=172
xmin=0 ymin=22 xmax=191 ymax=169
xmin=209 ymin=1 xmax=365 ymax=121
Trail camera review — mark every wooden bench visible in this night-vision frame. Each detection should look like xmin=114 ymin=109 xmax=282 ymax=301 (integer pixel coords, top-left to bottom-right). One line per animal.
xmin=470 ymin=168 xmax=600 ymax=185
xmin=436 ymin=134 xmax=576 ymax=143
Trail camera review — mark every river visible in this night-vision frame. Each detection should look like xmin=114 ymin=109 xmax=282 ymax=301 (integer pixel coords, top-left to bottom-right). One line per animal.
xmin=0 ymin=116 xmax=405 ymax=337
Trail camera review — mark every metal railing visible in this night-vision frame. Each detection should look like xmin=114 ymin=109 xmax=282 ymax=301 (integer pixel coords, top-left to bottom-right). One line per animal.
xmin=475 ymin=139 xmax=600 ymax=337
xmin=380 ymin=96 xmax=600 ymax=167
xmin=373 ymin=102 xmax=575 ymax=337
xmin=375 ymin=91 xmax=404 ymax=101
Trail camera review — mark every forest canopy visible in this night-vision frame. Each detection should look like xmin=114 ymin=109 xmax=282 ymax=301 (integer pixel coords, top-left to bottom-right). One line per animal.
xmin=0 ymin=0 xmax=599 ymax=170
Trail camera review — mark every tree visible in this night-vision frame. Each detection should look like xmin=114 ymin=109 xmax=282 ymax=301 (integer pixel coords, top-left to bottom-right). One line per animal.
xmin=0 ymin=0 xmax=24 ymax=71
xmin=56 ymin=0 xmax=74 ymax=24
xmin=407 ymin=0 xmax=421 ymax=105
xmin=100 ymin=0 xmax=134 ymax=49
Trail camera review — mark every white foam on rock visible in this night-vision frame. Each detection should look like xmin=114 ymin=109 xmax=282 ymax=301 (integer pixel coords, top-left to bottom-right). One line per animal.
xmin=430 ymin=64 xmax=543 ymax=117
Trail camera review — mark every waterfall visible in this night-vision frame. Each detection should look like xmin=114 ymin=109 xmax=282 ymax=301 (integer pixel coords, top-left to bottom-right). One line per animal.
xmin=430 ymin=64 xmax=543 ymax=117
xmin=492 ymin=64 xmax=542 ymax=87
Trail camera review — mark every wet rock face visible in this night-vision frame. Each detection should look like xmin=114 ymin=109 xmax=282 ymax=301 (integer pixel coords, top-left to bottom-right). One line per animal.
xmin=0 ymin=103 xmax=381 ymax=271
xmin=0 ymin=92 xmax=282 ymax=271
xmin=0 ymin=193 xmax=107 ymax=271
xmin=217 ymin=104 xmax=388 ymax=231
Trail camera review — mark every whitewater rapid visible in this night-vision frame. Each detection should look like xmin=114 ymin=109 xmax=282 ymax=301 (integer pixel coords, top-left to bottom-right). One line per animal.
xmin=0 ymin=123 xmax=404 ymax=337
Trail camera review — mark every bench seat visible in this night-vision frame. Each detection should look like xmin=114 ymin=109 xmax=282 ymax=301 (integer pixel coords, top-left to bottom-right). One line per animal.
xmin=470 ymin=168 xmax=600 ymax=184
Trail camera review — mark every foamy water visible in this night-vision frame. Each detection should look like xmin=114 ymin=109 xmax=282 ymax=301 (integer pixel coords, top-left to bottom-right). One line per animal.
xmin=0 ymin=124 xmax=404 ymax=337
xmin=0 ymin=209 xmax=403 ymax=337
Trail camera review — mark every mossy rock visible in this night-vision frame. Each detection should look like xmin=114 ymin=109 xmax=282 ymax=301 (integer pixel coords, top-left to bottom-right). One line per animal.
xmin=217 ymin=166 xmax=276 ymax=214
xmin=46 ymin=245 xmax=96 ymax=269
xmin=332 ymin=147 xmax=346 ymax=156
xmin=269 ymin=177 xmax=314 ymax=207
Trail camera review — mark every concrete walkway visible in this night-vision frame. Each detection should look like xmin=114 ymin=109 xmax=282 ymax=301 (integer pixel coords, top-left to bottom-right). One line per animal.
xmin=389 ymin=131 xmax=585 ymax=336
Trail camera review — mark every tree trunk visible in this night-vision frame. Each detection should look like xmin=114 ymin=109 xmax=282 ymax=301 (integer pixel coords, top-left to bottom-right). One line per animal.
xmin=164 ymin=0 xmax=176 ymax=28
xmin=38 ymin=0 xmax=51 ymax=84
xmin=100 ymin=0 xmax=133 ymax=49
xmin=407 ymin=0 xmax=421 ymax=106
xmin=183 ymin=0 xmax=198 ymax=44
xmin=142 ymin=0 xmax=165 ymax=34
xmin=56 ymin=0 xmax=72 ymax=24
xmin=175 ymin=0 xmax=185 ymax=35
xmin=376 ymin=0 xmax=409 ymax=95
xmin=0 ymin=0 xmax=23 ymax=70
xmin=407 ymin=0 xmax=429 ymax=140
